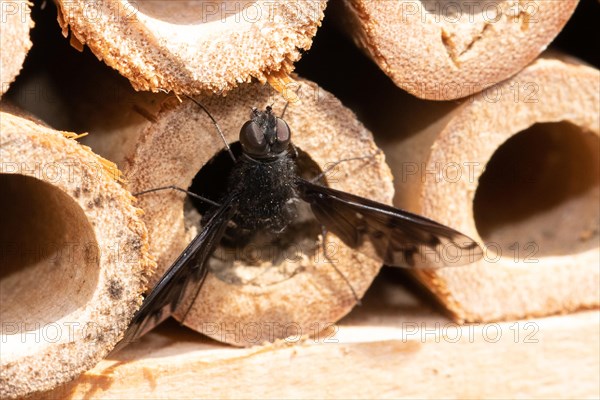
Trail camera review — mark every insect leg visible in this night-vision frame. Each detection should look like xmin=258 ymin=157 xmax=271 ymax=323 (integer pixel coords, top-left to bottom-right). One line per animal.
xmin=178 ymin=261 xmax=210 ymax=325
xmin=289 ymin=143 xmax=299 ymax=159
xmin=134 ymin=185 xmax=221 ymax=208
xmin=320 ymin=225 xmax=361 ymax=305
xmin=310 ymin=153 xmax=380 ymax=185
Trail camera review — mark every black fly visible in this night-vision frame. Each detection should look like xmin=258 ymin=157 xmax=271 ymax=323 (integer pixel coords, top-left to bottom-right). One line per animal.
xmin=112 ymin=101 xmax=483 ymax=352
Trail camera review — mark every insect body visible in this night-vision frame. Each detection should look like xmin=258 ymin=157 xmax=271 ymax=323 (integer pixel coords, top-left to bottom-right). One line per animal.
xmin=112 ymin=105 xmax=483 ymax=352
xmin=227 ymin=107 xmax=298 ymax=233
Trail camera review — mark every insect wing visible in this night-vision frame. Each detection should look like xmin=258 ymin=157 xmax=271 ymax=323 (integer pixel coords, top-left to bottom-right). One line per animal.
xmin=296 ymin=179 xmax=482 ymax=269
xmin=113 ymin=197 xmax=237 ymax=352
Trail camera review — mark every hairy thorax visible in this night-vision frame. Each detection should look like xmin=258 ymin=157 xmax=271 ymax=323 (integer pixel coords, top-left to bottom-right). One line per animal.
xmin=227 ymin=153 xmax=299 ymax=233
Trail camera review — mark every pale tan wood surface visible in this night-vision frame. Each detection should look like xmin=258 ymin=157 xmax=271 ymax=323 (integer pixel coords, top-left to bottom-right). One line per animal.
xmin=378 ymin=55 xmax=600 ymax=323
xmin=53 ymin=0 xmax=326 ymax=95
xmin=9 ymin=64 xmax=396 ymax=347
xmin=74 ymin=78 xmax=395 ymax=347
xmin=332 ymin=0 xmax=579 ymax=100
xmin=0 ymin=107 xmax=154 ymax=399
xmin=0 ymin=0 xmax=33 ymax=96
xmin=35 ymin=273 xmax=600 ymax=399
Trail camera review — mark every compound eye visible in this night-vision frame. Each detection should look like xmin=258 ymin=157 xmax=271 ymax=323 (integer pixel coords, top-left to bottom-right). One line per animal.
xmin=271 ymin=118 xmax=291 ymax=153
xmin=240 ymin=121 xmax=268 ymax=156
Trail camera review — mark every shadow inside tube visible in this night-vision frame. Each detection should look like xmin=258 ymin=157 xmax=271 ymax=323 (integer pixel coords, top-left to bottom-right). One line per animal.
xmin=474 ymin=121 xmax=600 ymax=258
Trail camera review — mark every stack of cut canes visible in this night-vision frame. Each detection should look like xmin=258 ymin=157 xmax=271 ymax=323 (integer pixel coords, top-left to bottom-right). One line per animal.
xmin=1 ymin=1 xmax=597 ymax=398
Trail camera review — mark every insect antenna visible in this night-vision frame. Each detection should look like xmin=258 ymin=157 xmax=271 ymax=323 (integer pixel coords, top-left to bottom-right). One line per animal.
xmin=183 ymin=94 xmax=236 ymax=163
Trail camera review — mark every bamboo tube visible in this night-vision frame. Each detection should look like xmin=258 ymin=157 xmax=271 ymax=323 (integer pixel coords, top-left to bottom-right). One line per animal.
xmin=53 ymin=0 xmax=326 ymax=94
xmin=0 ymin=106 xmax=154 ymax=399
xmin=72 ymin=78 xmax=394 ymax=347
xmin=0 ymin=0 xmax=33 ymax=96
xmin=378 ymin=55 xmax=600 ymax=322
xmin=331 ymin=0 xmax=579 ymax=100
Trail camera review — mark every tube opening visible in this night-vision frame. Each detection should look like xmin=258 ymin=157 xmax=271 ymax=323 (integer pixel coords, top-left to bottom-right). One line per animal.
xmin=0 ymin=174 xmax=99 ymax=334
xmin=473 ymin=121 xmax=599 ymax=259
xmin=133 ymin=0 xmax=261 ymax=25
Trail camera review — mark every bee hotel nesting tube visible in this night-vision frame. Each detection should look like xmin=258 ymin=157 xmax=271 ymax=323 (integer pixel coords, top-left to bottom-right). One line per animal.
xmin=380 ymin=55 xmax=600 ymax=322
xmin=0 ymin=107 xmax=154 ymax=398
xmin=79 ymin=78 xmax=394 ymax=347
xmin=332 ymin=0 xmax=578 ymax=100
xmin=54 ymin=0 xmax=327 ymax=94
